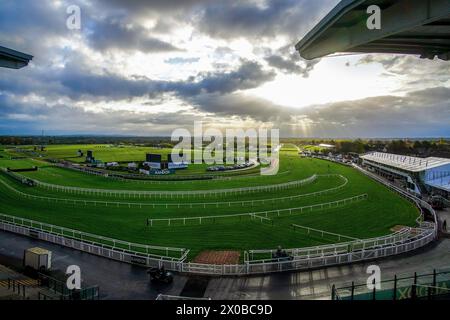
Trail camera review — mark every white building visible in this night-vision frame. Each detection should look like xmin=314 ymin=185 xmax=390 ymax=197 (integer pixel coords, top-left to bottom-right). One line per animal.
xmin=106 ymin=162 xmax=119 ymax=167
xmin=361 ymin=152 xmax=450 ymax=198
xmin=127 ymin=162 xmax=137 ymax=169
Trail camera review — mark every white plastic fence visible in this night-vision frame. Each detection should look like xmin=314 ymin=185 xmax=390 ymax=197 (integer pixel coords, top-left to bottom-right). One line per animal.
xmin=0 ymin=213 xmax=187 ymax=261
xmin=6 ymin=169 xmax=318 ymax=198
xmin=0 ymin=172 xmax=347 ymax=209
xmin=247 ymin=227 xmax=432 ymax=263
xmin=147 ymin=193 xmax=368 ymax=226
xmin=0 ymin=164 xmax=438 ymax=276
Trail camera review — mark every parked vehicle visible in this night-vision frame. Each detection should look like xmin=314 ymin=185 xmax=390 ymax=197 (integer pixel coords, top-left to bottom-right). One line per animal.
xmin=147 ymin=267 xmax=173 ymax=284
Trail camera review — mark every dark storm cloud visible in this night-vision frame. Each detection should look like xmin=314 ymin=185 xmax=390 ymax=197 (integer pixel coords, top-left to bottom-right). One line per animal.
xmin=0 ymin=0 xmax=74 ymax=64
xmin=179 ymin=60 xmax=276 ymax=96
xmin=2 ymin=86 xmax=449 ymax=137
xmin=264 ymin=51 xmax=320 ymax=76
xmin=300 ymin=87 xmax=450 ymax=138
xmin=197 ymin=0 xmax=338 ymax=40
xmin=0 ymin=58 xmax=274 ymax=101
xmin=188 ymin=87 xmax=450 ymax=138
xmin=0 ymin=0 xmax=186 ymax=59
xmin=0 ymin=93 xmax=202 ymax=135
xmin=259 ymin=43 xmax=321 ymax=76
xmin=190 ymin=93 xmax=296 ymax=122
xmin=265 ymin=55 xmax=299 ymax=73
xmin=58 ymin=59 xmax=274 ymax=100
xmin=1 ymin=0 xmax=448 ymax=138
xmin=87 ymin=16 xmax=182 ymax=53
xmin=96 ymin=0 xmax=209 ymax=14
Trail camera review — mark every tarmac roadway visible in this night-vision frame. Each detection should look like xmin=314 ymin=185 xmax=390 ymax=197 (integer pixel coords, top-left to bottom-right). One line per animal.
xmin=0 ymin=230 xmax=449 ymax=300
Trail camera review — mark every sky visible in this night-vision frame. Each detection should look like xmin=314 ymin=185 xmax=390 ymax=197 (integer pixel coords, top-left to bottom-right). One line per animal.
xmin=0 ymin=0 xmax=449 ymax=138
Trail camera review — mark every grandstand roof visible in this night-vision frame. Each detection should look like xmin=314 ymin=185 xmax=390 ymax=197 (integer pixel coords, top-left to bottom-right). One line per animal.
xmin=360 ymin=152 xmax=450 ymax=172
xmin=296 ymin=0 xmax=450 ymax=60
xmin=0 ymin=45 xmax=33 ymax=69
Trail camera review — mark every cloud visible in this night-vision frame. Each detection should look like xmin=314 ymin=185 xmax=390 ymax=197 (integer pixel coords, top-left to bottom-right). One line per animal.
xmin=300 ymin=87 xmax=450 ymax=138
xmin=0 ymin=56 xmax=274 ymax=102
xmin=178 ymin=60 xmax=276 ymax=96
xmin=86 ymin=16 xmax=182 ymax=53
xmin=1 ymin=86 xmax=449 ymax=137
xmin=196 ymin=0 xmax=338 ymax=40
xmin=59 ymin=59 xmax=275 ymax=100
xmin=190 ymin=92 xmax=295 ymax=122
xmin=96 ymin=0 xmax=209 ymax=14
xmin=357 ymin=54 xmax=450 ymax=91
xmin=187 ymin=87 xmax=450 ymax=138
xmin=0 ymin=0 xmax=448 ymax=138
xmin=264 ymin=49 xmax=320 ymax=76
xmin=0 ymin=0 xmax=74 ymax=64
xmin=0 ymin=93 xmax=203 ymax=135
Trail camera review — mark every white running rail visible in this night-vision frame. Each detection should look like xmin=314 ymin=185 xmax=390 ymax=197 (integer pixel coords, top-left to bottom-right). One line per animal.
xmin=0 ymin=163 xmax=438 ymax=275
xmin=1 ymin=168 xmax=318 ymax=198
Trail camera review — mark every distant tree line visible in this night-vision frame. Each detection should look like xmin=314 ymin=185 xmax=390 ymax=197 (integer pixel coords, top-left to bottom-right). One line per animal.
xmin=1 ymin=136 xmax=449 ymax=158
xmin=281 ymin=138 xmax=450 ymax=158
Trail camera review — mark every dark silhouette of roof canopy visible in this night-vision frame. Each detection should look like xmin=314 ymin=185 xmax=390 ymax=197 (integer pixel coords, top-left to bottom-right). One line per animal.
xmin=296 ymin=0 xmax=450 ymax=61
xmin=0 ymin=45 xmax=33 ymax=69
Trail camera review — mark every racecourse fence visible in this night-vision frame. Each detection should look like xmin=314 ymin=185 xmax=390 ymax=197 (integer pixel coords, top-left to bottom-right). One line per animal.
xmin=291 ymin=223 xmax=360 ymax=242
xmin=146 ymin=193 xmax=368 ymax=227
xmin=1 ymin=167 xmax=33 ymax=185
xmin=333 ymin=268 xmax=450 ymax=300
xmin=56 ymin=161 xmax=292 ymax=184
xmin=0 ymin=172 xmax=348 ymax=209
xmin=3 ymin=169 xmax=318 ymax=199
xmin=177 ymin=164 xmax=437 ymax=275
xmin=247 ymin=226 xmax=431 ymax=263
xmin=0 ymin=163 xmax=438 ymax=276
xmin=352 ymin=164 xmax=438 ymax=231
xmin=180 ymin=227 xmax=435 ymax=275
xmin=56 ymin=161 xmax=263 ymax=183
xmin=0 ymin=213 xmax=187 ymax=261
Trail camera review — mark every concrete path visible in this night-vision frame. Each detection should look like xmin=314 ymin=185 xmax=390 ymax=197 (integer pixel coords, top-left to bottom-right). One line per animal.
xmin=1 ymin=230 xmax=449 ymax=300
xmin=0 ymin=231 xmax=188 ymax=300
xmin=203 ymin=239 xmax=450 ymax=300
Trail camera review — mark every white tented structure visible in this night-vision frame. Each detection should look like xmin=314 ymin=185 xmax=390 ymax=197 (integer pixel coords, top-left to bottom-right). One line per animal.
xmin=361 ymin=152 xmax=450 ymax=198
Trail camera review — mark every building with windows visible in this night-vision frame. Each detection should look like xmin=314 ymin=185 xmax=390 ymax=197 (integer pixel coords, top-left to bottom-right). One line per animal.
xmin=361 ymin=152 xmax=450 ymax=198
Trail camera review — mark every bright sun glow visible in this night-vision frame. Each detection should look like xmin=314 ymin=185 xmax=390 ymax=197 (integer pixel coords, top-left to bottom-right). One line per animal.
xmin=250 ymin=55 xmax=404 ymax=108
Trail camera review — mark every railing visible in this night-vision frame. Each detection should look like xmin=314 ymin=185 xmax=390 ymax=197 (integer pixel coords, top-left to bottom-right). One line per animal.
xmin=0 ymin=162 xmax=438 ymax=276
xmin=0 ymin=213 xmax=187 ymax=262
xmin=1 ymin=167 xmax=33 ymax=185
xmin=56 ymin=162 xmax=292 ymax=183
xmin=4 ymin=278 xmax=28 ymax=299
xmin=147 ymin=194 xmax=368 ymax=226
xmin=179 ymin=165 xmax=437 ymax=275
xmin=0 ymin=172 xmax=347 ymax=209
xmin=332 ymin=269 xmax=450 ymax=300
xmin=247 ymin=227 xmax=434 ymax=263
xmin=291 ymin=223 xmax=360 ymax=241
xmin=3 ymin=168 xmax=318 ymax=198
xmin=353 ymin=164 xmax=438 ymax=233
xmin=37 ymin=273 xmax=100 ymax=300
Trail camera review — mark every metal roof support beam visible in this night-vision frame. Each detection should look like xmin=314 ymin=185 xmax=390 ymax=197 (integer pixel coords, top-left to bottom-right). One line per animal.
xmin=0 ymin=46 xmax=33 ymax=69
xmin=296 ymin=0 xmax=450 ymax=60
